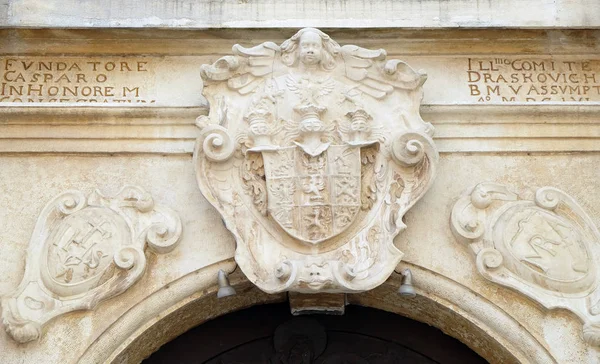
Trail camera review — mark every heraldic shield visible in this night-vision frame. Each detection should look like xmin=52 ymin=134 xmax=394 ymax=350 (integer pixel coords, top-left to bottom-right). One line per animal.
xmin=194 ymin=28 xmax=439 ymax=294
xmin=261 ymin=145 xmax=362 ymax=244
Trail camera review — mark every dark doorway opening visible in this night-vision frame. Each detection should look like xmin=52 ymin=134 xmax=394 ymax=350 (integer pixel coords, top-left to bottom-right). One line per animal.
xmin=145 ymin=303 xmax=486 ymax=363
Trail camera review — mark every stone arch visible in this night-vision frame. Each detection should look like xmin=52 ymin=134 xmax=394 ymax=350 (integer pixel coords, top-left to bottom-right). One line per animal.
xmin=77 ymin=260 xmax=555 ymax=364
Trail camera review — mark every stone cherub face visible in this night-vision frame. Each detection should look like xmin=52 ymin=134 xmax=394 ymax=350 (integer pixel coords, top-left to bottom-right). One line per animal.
xmin=298 ymin=31 xmax=324 ymax=67
xmin=281 ymin=28 xmax=340 ymax=71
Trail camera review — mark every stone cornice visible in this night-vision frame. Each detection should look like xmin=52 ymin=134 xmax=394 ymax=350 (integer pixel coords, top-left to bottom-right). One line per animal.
xmin=1 ymin=105 xmax=599 ymax=154
xmin=1 ymin=29 xmax=599 ymax=56
xmin=1 ymin=0 xmax=599 ymax=29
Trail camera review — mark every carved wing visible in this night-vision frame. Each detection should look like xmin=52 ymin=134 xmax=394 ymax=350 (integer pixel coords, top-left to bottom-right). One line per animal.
xmin=285 ymin=75 xmax=301 ymax=95
xmin=318 ymin=78 xmax=336 ymax=97
xmin=200 ymin=41 xmax=280 ymax=95
xmin=341 ymin=45 xmax=427 ymax=99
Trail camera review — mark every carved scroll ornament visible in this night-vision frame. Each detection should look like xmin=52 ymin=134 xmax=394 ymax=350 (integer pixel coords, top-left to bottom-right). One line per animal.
xmin=451 ymin=183 xmax=600 ymax=347
xmin=1 ymin=186 xmax=182 ymax=343
xmin=194 ymin=28 xmax=438 ymax=294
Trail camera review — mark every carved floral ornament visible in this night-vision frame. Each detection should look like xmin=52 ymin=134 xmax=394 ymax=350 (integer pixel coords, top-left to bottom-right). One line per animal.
xmin=451 ymin=183 xmax=600 ymax=347
xmin=1 ymin=186 xmax=182 ymax=343
xmin=194 ymin=28 xmax=438 ymax=294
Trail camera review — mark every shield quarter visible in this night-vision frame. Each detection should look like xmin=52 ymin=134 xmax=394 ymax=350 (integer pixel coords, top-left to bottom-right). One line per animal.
xmin=262 ymin=145 xmax=362 ymax=244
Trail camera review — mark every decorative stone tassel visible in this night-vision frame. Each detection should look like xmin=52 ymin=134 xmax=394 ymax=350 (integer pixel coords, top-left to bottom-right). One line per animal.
xmin=398 ymin=269 xmax=416 ymax=297
xmin=217 ymin=269 xmax=236 ymax=298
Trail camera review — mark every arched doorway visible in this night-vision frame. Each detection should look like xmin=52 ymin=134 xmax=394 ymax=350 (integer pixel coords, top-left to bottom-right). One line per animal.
xmin=77 ymin=263 xmax=555 ymax=363
xmin=144 ymin=303 xmax=486 ymax=363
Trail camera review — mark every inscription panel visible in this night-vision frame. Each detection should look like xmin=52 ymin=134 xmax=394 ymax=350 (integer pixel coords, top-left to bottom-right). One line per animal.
xmin=1 ymin=55 xmax=598 ymax=106
xmin=0 ymin=56 xmax=203 ymax=106
xmin=465 ymin=57 xmax=600 ymax=103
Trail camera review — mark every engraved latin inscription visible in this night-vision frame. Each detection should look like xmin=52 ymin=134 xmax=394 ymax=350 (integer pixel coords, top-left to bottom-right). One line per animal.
xmin=1 ymin=57 xmax=156 ymax=103
xmin=466 ymin=58 xmax=600 ymax=102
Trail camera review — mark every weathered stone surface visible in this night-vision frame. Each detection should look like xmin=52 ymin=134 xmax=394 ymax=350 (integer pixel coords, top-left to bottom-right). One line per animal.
xmin=0 ymin=155 xmax=236 ymax=362
xmin=0 ymin=23 xmax=599 ymax=364
xmin=1 ymin=153 xmax=598 ymax=363
xmin=1 ymin=0 xmax=599 ymax=28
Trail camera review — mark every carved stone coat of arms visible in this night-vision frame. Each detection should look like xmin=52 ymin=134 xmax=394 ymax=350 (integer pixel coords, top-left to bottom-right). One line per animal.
xmin=194 ymin=28 xmax=438 ymax=293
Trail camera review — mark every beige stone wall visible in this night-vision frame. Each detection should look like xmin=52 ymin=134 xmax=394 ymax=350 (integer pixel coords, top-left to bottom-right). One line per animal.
xmin=0 ymin=25 xmax=599 ymax=364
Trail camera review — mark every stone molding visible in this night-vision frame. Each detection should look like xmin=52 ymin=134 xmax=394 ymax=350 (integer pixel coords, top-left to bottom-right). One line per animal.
xmin=1 ymin=105 xmax=599 ymax=154
xmin=452 ymin=182 xmax=600 ymax=347
xmin=1 ymin=0 xmax=598 ymax=29
xmin=1 ymin=186 xmax=182 ymax=343
xmin=76 ymin=262 xmax=556 ymax=364
xmin=2 ymin=29 xmax=599 ymax=56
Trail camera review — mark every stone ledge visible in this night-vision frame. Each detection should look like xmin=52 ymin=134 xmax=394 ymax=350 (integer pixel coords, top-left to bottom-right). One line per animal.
xmin=1 ymin=0 xmax=599 ymax=29
xmin=1 ymin=105 xmax=599 ymax=154
xmin=2 ymin=29 xmax=599 ymax=55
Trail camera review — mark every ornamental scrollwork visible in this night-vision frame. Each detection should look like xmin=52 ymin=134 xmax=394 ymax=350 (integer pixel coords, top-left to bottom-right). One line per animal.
xmin=1 ymin=186 xmax=182 ymax=343
xmin=195 ymin=28 xmax=438 ymax=293
xmin=451 ymin=182 xmax=600 ymax=347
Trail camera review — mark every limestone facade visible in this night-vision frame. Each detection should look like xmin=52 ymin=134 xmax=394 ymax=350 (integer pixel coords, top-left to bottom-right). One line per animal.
xmin=0 ymin=2 xmax=599 ymax=363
